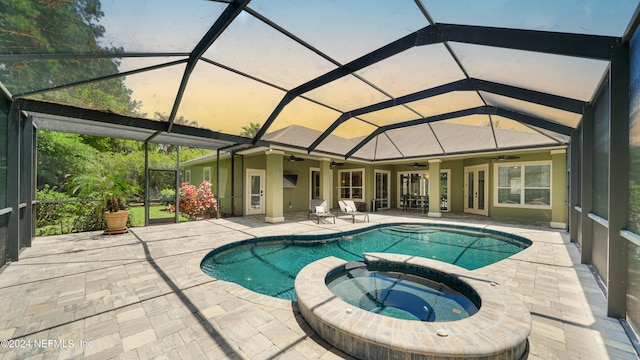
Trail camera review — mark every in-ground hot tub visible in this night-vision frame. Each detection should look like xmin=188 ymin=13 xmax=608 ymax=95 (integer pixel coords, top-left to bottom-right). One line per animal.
xmin=295 ymin=253 xmax=531 ymax=360
xmin=326 ymin=262 xmax=479 ymax=322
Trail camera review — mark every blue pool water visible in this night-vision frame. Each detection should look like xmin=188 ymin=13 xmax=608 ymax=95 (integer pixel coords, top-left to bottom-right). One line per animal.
xmin=327 ymin=266 xmax=479 ymax=322
xmin=200 ymin=223 xmax=530 ymax=300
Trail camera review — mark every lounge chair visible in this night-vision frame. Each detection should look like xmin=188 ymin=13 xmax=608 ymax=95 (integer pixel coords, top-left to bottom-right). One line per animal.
xmin=338 ymin=200 xmax=369 ymax=223
xmin=308 ymin=199 xmax=336 ymax=224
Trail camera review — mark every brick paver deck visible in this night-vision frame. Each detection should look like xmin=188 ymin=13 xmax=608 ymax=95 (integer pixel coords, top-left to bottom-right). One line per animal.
xmin=0 ymin=211 xmax=636 ymax=359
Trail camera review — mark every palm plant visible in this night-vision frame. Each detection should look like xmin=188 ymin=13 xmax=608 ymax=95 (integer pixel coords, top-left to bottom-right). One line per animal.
xmin=70 ymin=170 xmax=140 ymax=214
xmin=240 ymin=122 xmax=261 ymax=137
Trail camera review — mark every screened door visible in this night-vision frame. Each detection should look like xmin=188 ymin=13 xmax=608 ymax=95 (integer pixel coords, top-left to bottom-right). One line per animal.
xmin=147 ymin=169 xmax=179 ymax=225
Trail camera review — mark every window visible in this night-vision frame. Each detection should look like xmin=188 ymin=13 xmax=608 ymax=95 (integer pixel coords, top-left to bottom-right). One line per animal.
xmin=339 ymin=169 xmax=364 ymax=200
xmin=496 ymin=162 xmax=551 ymax=207
xmin=184 ymin=169 xmax=191 ymax=184
xmin=203 ymin=167 xmax=211 ymax=183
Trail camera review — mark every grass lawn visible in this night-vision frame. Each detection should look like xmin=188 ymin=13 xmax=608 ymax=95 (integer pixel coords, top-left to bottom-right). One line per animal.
xmin=36 ymin=204 xmax=192 ymax=236
xmin=128 ymin=205 xmax=189 ymax=226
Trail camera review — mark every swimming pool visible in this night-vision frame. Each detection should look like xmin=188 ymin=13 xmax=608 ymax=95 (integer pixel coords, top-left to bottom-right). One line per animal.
xmin=200 ymin=223 xmax=531 ymax=300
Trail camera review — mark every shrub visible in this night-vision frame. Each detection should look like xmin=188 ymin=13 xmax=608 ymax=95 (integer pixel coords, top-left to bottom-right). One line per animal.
xmin=72 ymin=202 xmax=106 ymax=232
xmin=36 ymin=185 xmax=85 ymax=235
xmin=160 ymin=188 xmax=176 ymax=205
xmin=171 ymin=181 xmax=217 ymax=220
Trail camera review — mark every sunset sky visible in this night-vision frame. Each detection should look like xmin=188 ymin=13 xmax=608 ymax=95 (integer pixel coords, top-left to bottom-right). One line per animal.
xmin=92 ymin=0 xmax=635 ymax=139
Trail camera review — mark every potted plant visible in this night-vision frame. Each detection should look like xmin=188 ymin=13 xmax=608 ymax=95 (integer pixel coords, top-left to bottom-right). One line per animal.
xmin=70 ymin=169 xmax=140 ymax=234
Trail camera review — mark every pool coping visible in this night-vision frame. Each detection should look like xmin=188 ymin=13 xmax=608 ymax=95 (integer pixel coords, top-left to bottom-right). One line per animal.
xmin=295 ymin=252 xmax=532 ymax=360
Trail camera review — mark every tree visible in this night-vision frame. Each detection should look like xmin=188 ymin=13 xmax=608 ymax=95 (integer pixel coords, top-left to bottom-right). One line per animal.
xmin=0 ymin=0 xmax=142 ymax=116
xmin=153 ymin=112 xmax=199 ymax=128
xmin=240 ymin=122 xmax=261 ymax=138
xmin=153 ymin=112 xmax=199 ymax=155
xmin=37 ymin=130 xmax=100 ymax=191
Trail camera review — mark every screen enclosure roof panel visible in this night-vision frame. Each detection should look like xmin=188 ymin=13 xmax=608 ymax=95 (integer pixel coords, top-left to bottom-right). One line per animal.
xmin=2 ymin=0 xmax=637 ymax=157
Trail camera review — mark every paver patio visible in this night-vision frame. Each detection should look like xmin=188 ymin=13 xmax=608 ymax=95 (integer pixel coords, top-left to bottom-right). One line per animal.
xmin=0 ymin=211 xmax=636 ymax=359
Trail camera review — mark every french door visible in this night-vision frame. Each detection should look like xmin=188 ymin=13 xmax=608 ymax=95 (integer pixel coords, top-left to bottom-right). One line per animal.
xmin=374 ymin=170 xmax=390 ymax=210
xmin=246 ymin=169 xmax=265 ymax=215
xmin=464 ymin=164 xmax=489 ymax=216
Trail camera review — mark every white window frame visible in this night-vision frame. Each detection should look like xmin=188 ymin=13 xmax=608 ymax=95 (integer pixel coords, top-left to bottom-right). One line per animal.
xmin=338 ymin=168 xmax=365 ymax=202
xmin=203 ymin=167 xmax=211 ymax=183
xmin=184 ymin=169 xmax=191 ymax=184
xmin=493 ymin=161 xmax=552 ymax=209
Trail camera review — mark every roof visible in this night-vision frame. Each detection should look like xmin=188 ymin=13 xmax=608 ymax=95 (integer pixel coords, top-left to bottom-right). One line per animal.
xmin=2 ymin=1 xmax=638 ymax=160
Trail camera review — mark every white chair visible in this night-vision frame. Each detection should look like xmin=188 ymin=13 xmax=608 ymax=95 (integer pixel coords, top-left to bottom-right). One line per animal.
xmin=308 ymin=199 xmax=336 ymax=224
xmin=338 ymin=200 xmax=369 ymax=223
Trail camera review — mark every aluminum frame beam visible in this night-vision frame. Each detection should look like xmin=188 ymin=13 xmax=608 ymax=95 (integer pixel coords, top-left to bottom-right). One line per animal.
xmin=308 ymin=78 xmax=585 ymax=152
xmin=254 ymin=23 xmax=617 ymax=144
xmin=344 ymin=106 xmax=573 ymax=159
xmin=607 ymin=42 xmax=630 ymax=318
xmin=15 ymin=98 xmax=263 ymax=149
xmin=14 ymin=59 xmax=189 ymax=98
xmin=167 ymin=0 xmax=251 ymax=133
xmin=419 ymin=23 xmax=618 ymax=60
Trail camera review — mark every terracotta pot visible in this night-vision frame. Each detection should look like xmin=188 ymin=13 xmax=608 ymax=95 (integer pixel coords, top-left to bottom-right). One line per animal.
xmin=104 ymin=210 xmax=129 ymax=232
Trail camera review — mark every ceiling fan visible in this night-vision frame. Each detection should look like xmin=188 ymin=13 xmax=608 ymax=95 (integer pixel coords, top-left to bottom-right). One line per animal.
xmin=330 ymin=160 xmax=344 ymax=166
xmin=488 ymin=155 xmax=520 ymax=161
xmin=412 ymin=162 xmax=427 ymax=167
xmin=287 ymin=154 xmax=305 ymax=162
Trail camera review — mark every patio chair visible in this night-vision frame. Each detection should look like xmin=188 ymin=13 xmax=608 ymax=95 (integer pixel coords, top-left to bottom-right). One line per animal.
xmin=308 ymin=199 xmax=336 ymax=224
xmin=338 ymin=200 xmax=369 ymax=223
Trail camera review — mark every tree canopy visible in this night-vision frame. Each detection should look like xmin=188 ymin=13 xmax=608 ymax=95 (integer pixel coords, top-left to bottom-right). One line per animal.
xmin=0 ymin=0 xmax=142 ymax=115
xmin=240 ymin=122 xmax=261 ymax=138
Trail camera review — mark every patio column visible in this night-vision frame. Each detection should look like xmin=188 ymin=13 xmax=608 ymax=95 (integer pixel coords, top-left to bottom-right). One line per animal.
xmin=428 ymin=159 xmax=441 ymax=217
xmin=550 ymin=149 xmax=567 ymax=229
xmin=319 ymin=158 xmax=332 ymax=209
xmin=265 ymin=149 xmax=284 ymax=223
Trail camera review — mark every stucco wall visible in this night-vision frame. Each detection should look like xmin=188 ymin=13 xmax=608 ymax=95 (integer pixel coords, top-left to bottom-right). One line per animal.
xmin=182 ymin=148 xmax=566 ymax=223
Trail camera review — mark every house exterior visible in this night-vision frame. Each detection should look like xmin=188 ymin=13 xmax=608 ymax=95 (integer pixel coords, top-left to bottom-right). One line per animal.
xmin=182 ymin=124 xmax=567 ymax=228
